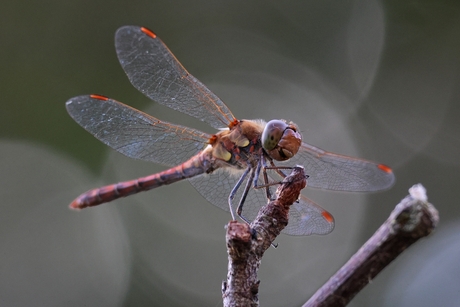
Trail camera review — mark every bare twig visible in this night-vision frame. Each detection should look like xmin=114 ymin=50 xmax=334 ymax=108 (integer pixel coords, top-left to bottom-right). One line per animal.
xmin=303 ymin=184 xmax=439 ymax=307
xmin=222 ymin=175 xmax=438 ymax=307
xmin=222 ymin=166 xmax=307 ymax=307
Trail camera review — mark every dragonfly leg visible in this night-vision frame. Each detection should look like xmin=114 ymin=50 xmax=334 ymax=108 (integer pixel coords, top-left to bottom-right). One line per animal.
xmin=253 ymin=155 xmax=294 ymax=197
xmin=263 ymin=161 xmax=308 ymax=203
xmin=265 ymin=155 xmax=298 ymax=178
xmin=253 ymin=155 xmax=273 ymax=200
xmin=228 ymin=166 xmax=251 ymax=220
xmin=236 ymin=166 xmax=257 ymax=224
xmin=256 ymin=157 xmax=309 ymax=202
xmin=234 ymin=163 xmax=279 ymax=249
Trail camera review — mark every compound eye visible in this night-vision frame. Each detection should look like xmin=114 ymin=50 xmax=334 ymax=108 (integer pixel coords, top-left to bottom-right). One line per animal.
xmin=261 ymin=120 xmax=288 ymax=151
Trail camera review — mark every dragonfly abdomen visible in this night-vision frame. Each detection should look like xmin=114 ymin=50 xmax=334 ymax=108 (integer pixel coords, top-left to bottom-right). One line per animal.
xmin=70 ymin=152 xmax=213 ymax=210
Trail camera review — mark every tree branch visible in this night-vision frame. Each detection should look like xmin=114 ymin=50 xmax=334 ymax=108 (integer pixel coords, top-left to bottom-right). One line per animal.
xmin=303 ymin=184 xmax=439 ymax=307
xmin=221 ymin=173 xmax=438 ymax=307
xmin=222 ymin=166 xmax=307 ymax=307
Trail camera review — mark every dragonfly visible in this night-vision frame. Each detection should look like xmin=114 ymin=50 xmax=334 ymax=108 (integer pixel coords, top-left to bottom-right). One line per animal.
xmin=66 ymin=25 xmax=395 ymax=236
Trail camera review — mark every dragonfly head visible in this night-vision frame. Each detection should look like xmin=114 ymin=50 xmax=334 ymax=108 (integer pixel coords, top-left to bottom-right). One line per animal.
xmin=262 ymin=119 xmax=302 ymax=161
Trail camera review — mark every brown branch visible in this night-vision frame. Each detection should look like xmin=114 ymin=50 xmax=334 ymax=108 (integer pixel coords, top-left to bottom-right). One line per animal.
xmin=222 ymin=166 xmax=307 ymax=307
xmin=303 ymin=184 xmax=439 ymax=307
xmin=221 ymin=172 xmax=439 ymax=307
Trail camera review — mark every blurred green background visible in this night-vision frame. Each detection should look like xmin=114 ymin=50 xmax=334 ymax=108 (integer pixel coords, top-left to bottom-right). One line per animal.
xmin=2 ymin=1 xmax=460 ymax=306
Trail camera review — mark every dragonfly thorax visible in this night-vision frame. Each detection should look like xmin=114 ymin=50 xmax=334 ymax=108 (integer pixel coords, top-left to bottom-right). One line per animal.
xmin=209 ymin=119 xmax=301 ymax=167
xmin=209 ymin=120 xmax=264 ymax=164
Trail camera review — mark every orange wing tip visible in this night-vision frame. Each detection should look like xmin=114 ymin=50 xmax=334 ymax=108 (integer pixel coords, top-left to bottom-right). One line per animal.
xmin=377 ymin=164 xmax=393 ymax=174
xmin=90 ymin=94 xmax=109 ymax=101
xmin=141 ymin=27 xmax=157 ymax=39
xmin=322 ymin=211 xmax=334 ymax=223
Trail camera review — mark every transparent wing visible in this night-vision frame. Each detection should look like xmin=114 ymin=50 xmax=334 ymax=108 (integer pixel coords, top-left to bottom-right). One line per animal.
xmin=66 ymin=95 xmax=210 ymax=166
xmin=283 ymin=195 xmax=334 ymax=236
xmin=279 ymin=142 xmax=395 ymax=192
xmin=115 ymin=25 xmax=236 ymax=130
xmin=188 ymin=168 xmax=265 ymax=219
xmin=189 ymin=167 xmax=334 ymax=236
xmin=263 ymin=167 xmax=335 ymax=236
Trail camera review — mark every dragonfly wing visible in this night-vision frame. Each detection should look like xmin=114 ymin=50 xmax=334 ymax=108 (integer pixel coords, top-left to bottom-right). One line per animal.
xmin=66 ymin=95 xmax=211 ymax=166
xmin=280 ymin=142 xmax=395 ymax=192
xmin=189 ymin=167 xmax=271 ymax=221
xmin=284 ymin=195 xmax=335 ymax=236
xmin=188 ymin=169 xmax=236 ymax=212
xmin=262 ymin=167 xmax=335 ymax=235
xmin=189 ymin=166 xmax=331 ymax=236
xmin=115 ymin=26 xmax=236 ymax=130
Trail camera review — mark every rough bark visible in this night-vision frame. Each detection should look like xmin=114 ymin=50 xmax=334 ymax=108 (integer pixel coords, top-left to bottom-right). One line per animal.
xmin=222 ymin=166 xmax=307 ymax=307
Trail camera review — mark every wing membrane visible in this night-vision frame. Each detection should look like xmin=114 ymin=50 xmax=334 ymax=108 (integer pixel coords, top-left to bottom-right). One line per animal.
xmin=66 ymin=95 xmax=210 ymax=166
xmin=189 ymin=166 xmax=334 ymax=236
xmin=281 ymin=142 xmax=395 ymax=192
xmin=115 ymin=26 xmax=236 ymax=129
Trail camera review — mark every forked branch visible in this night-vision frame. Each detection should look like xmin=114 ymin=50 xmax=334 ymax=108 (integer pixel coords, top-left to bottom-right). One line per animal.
xmin=222 ymin=176 xmax=439 ymax=307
